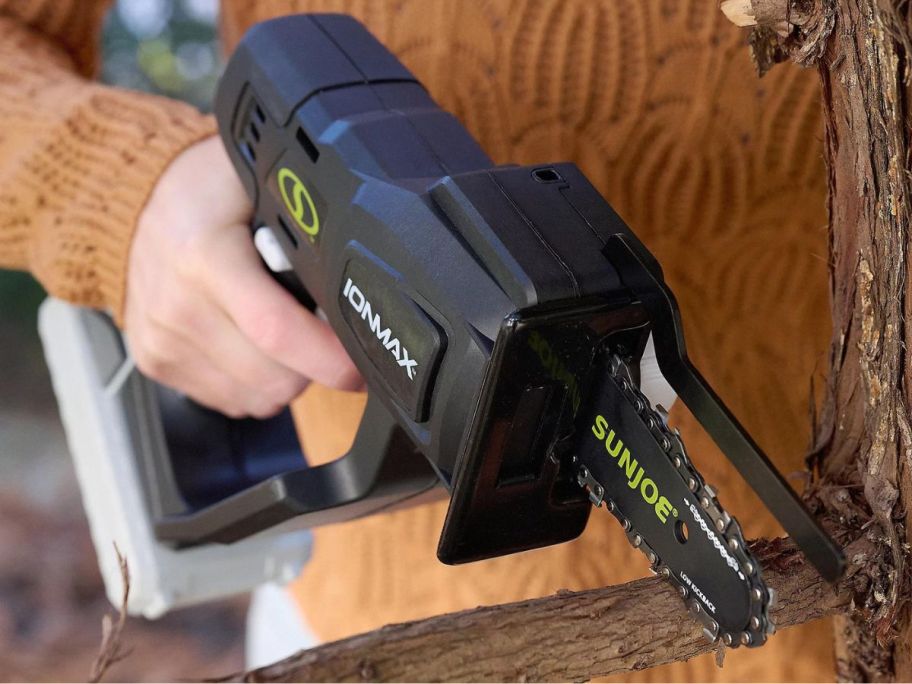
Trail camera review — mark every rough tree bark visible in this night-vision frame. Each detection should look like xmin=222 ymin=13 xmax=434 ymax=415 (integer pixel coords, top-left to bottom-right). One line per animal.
xmin=229 ymin=2 xmax=912 ymax=680
xmin=814 ymin=3 xmax=912 ymax=679
xmin=721 ymin=0 xmax=912 ymax=680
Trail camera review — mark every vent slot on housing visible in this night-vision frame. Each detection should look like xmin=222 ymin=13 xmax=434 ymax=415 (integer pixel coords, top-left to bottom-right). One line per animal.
xmin=276 ymin=215 xmax=299 ymax=249
xmin=296 ymin=127 xmax=320 ymax=163
xmin=237 ymin=96 xmax=265 ymax=165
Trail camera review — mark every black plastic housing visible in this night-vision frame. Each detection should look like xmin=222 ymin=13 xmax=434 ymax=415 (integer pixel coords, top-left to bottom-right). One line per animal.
xmin=145 ymin=13 xmax=658 ymax=560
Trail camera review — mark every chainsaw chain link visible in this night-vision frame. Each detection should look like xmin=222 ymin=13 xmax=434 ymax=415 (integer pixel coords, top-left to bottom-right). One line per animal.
xmin=574 ymin=354 xmax=775 ymax=648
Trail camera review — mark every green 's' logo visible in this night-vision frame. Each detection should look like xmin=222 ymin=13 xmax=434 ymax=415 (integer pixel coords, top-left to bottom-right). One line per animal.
xmin=278 ymin=167 xmax=319 ymax=239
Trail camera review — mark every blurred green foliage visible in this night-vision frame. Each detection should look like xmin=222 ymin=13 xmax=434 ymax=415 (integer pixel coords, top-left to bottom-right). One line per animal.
xmin=102 ymin=0 xmax=220 ymax=111
xmin=0 ymin=273 xmax=46 ymax=328
xmin=2 ymin=0 xmax=220 ymax=332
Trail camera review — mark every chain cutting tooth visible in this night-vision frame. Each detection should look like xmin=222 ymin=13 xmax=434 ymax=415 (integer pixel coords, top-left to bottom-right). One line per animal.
xmin=577 ymin=466 xmax=605 ymax=507
xmin=703 ymin=619 xmax=720 ymax=643
xmin=716 ymin=512 xmax=731 ymax=533
xmin=767 ymin=587 xmax=778 ymax=609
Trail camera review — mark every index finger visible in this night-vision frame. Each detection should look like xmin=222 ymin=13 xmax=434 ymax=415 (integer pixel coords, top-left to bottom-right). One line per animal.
xmin=202 ymin=225 xmax=361 ymax=390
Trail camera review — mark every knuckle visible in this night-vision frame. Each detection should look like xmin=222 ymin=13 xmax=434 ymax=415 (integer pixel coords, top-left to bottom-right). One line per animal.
xmin=326 ymin=360 xmax=362 ymax=391
xmin=133 ymin=345 xmax=169 ymax=381
xmin=177 ymin=235 xmax=210 ymax=276
xmin=220 ymin=404 xmax=246 ymax=420
xmin=249 ymin=399 xmax=283 ymax=420
xmin=188 ymin=389 xmax=246 ymax=419
xmin=273 ymin=375 xmax=307 ymax=402
xmin=248 ymin=309 xmax=290 ymax=356
xmin=131 ymin=326 xmax=178 ymax=383
xmin=152 ymin=291 xmax=194 ymax=330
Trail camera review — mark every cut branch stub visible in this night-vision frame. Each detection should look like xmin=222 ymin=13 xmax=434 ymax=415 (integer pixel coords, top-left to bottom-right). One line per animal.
xmin=721 ymin=0 xmax=792 ymax=31
xmin=721 ymin=0 xmax=835 ymax=73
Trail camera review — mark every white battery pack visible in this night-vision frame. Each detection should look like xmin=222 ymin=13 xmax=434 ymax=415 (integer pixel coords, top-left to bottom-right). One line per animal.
xmin=38 ymin=298 xmax=311 ymax=618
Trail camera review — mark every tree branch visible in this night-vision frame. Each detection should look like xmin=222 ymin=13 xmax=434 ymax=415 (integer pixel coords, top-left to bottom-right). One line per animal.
xmin=232 ymin=535 xmax=871 ymax=683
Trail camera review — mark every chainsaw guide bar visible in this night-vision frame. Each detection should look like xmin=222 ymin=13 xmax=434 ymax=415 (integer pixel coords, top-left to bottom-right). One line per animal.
xmin=573 ymin=354 xmax=774 ymax=648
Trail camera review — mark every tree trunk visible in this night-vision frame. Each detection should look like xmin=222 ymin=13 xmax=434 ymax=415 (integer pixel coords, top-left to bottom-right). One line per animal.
xmin=815 ymin=2 xmax=911 ymax=674
xmin=724 ymin=0 xmax=912 ymax=679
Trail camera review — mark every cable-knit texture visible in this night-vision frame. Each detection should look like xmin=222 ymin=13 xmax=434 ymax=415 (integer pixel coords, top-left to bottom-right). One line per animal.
xmin=2 ymin=1 xmax=832 ymax=680
xmin=0 ymin=5 xmax=216 ymax=323
xmin=0 ymin=0 xmax=109 ymax=75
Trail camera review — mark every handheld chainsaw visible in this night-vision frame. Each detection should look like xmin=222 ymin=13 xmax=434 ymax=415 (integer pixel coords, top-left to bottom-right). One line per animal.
xmin=39 ymin=13 xmax=844 ymax=647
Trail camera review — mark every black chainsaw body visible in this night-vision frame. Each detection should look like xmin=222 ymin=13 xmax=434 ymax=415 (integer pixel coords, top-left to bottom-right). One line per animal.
xmin=142 ymin=14 xmax=844 ymax=578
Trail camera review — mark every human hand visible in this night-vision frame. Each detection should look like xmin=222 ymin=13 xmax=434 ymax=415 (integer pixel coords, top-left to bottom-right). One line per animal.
xmin=124 ymin=135 xmax=361 ymax=418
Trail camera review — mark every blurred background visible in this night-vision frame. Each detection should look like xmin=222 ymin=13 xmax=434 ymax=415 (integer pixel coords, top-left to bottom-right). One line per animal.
xmin=0 ymin=1 xmax=247 ymax=680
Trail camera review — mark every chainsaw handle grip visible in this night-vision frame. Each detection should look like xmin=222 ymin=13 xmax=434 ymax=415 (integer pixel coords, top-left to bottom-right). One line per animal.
xmin=151 ymin=388 xmax=439 ymax=546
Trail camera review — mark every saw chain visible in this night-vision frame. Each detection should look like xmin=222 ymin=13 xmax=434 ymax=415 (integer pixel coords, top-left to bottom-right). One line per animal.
xmin=572 ymin=353 xmax=774 ymax=648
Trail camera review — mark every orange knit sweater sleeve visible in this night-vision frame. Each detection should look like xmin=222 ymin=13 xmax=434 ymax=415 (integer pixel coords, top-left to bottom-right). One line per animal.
xmin=0 ymin=1 xmax=216 ymax=323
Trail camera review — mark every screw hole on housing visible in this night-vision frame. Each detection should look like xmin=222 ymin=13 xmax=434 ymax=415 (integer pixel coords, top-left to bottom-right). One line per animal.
xmin=675 ymin=520 xmax=689 ymax=544
xmin=532 ymin=167 xmax=562 ymax=183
